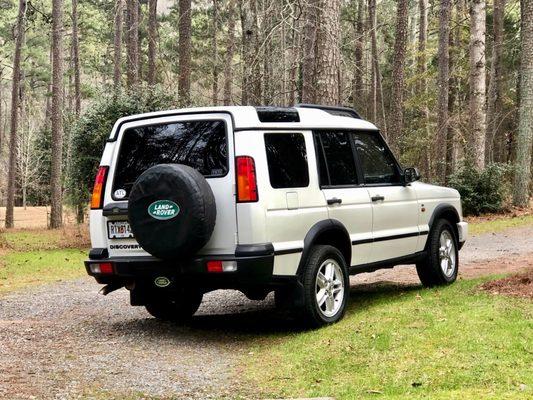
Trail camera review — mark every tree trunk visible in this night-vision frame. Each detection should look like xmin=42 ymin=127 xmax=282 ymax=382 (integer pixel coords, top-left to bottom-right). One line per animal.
xmin=417 ymin=0 xmax=430 ymax=178
xmin=468 ymin=0 xmax=486 ymax=169
xmin=50 ymin=0 xmax=64 ymax=229
xmin=72 ymin=0 xmax=81 ymax=115
xmin=137 ymin=1 xmax=143 ymax=81
xmin=353 ymin=0 xmax=364 ymax=110
xmin=301 ymin=0 xmax=318 ymax=104
xmin=178 ymin=0 xmax=192 ymax=106
xmin=0 ymin=68 xmax=3 ymax=153
xmin=126 ymin=0 xmax=139 ymax=90
xmin=446 ymin=12 xmax=458 ymax=178
xmin=5 ymin=0 xmax=27 ymax=228
xmin=436 ymin=0 xmax=451 ymax=183
xmin=240 ymin=0 xmax=260 ymax=105
xmin=387 ymin=0 xmax=409 ymax=154
xmin=368 ymin=0 xmax=383 ymax=129
xmin=513 ymin=0 xmax=533 ymax=206
xmin=223 ymin=0 xmax=236 ymax=105
xmin=147 ymin=0 xmax=158 ymax=86
xmin=212 ymin=0 xmax=218 ymax=104
xmin=113 ymin=0 xmax=123 ymax=93
xmin=288 ymin=17 xmax=299 ymax=106
xmin=314 ymin=0 xmax=341 ymax=105
xmin=486 ymin=0 xmax=506 ymax=163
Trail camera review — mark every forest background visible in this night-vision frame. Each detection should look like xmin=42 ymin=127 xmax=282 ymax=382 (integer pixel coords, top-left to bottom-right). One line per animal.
xmin=0 ymin=0 xmax=531 ymax=228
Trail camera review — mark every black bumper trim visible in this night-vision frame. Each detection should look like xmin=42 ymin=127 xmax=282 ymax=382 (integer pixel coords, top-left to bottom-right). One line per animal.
xmin=89 ymin=248 xmax=109 ymax=259
xmin=85 ymin=252 xmax=276 ymax=288
xmin=235 ymin=243 xmax=274 ymax=257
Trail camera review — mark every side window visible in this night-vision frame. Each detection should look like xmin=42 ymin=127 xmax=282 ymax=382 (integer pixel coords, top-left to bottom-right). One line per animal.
xmin=264 ymin=133 xmax=309 ymax=188
xmin=315 ymin=131 xmax=358 ymax=186
xmin=353 ymin=132 xmax=400 ymax=184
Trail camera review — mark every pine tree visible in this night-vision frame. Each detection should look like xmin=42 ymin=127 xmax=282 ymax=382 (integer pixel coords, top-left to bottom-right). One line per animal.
xmin=513 ymin=0 xmax=533 ymax=206
xmin=5 ymin=0 xmax=27 ymax=228
xmin=388 ymin=0 xmax=409 ymax=154
xmin=468 ymin=0 xmax=487 ymax=169
xmin=178 ymin=0 xmax=192 ymax=106
xmin=314 ymin=0 xmax=341 ymax=105
xmin=49 ymin=0 xmax=64 ymax=228
xmin=147 ymin=0 xmax=158 ymax=86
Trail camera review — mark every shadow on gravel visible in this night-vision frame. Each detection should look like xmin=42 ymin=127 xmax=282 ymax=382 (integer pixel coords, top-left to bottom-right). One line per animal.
xmin=102 ymin=282 xmax=423 ymax=341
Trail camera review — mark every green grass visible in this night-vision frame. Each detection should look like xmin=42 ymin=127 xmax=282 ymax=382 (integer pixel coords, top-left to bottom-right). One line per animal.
xmin=468 ymin=214 xmax=533 ymax=236
xmin=0 ymin=248 xmax=87 ymax=293
xmin=0 ymin=228 xmax=88 ymax=294
xmin=244 ymin=279 xmax=533 ymax=399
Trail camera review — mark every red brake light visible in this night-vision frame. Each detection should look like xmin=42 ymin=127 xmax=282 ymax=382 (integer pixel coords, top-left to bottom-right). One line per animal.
xmin=207 ymin=260 xmax=223 ymax=273
xmin=99 ymin=262 xmax=114 ymax=274
xmin=236 ymin=156 xmax=258 ymax=202
xmin=91 ymin=166 xmax=109 ymax=209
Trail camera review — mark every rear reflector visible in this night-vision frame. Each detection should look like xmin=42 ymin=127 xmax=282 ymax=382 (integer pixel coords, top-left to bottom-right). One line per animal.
xmin=207 ymin=260 xmax=237 ymax=273
xmin=90 ymin=166 xmax=109 ymax=209
xmin=236 ymin=156 xmax=258 ymax=202
xmin=89 ymin=262 xmax=114 ymax=274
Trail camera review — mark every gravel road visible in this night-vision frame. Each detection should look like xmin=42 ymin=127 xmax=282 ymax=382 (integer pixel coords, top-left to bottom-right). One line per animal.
xmin=0 ymin=225 xmax=531 ymax=399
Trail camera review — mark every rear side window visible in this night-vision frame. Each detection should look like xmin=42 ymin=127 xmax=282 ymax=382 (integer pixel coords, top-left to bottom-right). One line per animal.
xmin=315 ymin=131 xmax=358 ymax=186
xmin=353 ymin=132 xmax=400 ymax=184
xmin=264 ymin=133 xmax=309 ymax=188
xmin=113 ymin=120 xmax=227 ymax=199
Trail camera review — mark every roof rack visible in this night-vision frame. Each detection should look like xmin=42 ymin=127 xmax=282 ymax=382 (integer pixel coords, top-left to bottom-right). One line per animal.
xmin=296 ymin=104 xmax=361 ymax=119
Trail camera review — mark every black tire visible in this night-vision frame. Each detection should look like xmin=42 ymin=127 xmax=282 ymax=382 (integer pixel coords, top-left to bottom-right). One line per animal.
xmin=145 ymin=291 xmax=203 ymax=321
xmin=128 ymin=164 xmax=216 ymax=260
xmin=298 ymin=245 xmax=349 ymax=328
xmin=416 ymin=219 xmax=459 ymax=287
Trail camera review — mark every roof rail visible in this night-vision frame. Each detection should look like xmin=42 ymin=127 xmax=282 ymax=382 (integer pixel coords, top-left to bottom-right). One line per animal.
xmin=296 ymin=104 xmax=361 ymax=119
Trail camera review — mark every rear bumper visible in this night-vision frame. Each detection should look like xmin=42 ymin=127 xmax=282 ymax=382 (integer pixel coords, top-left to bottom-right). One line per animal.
xmin=85 ymin=244 xmax=293 ymax=289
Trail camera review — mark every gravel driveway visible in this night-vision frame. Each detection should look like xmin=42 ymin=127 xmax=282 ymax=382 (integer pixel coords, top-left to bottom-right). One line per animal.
xmin=0 ymin=226 xmax=531 ymax=399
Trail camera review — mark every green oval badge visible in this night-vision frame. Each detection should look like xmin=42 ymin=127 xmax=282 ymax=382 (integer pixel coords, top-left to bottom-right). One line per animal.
xmin=148 ymin=200 xmax=180 ymax=220
xmin=154 ymin=276 xmax=171 ymax=288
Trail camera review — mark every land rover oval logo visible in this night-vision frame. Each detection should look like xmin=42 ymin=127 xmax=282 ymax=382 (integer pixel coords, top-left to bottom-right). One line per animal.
xmin=154 ymin=276 xmax=170 ymax=288
xmin=148 ymin=200 xmax=180 ymax=220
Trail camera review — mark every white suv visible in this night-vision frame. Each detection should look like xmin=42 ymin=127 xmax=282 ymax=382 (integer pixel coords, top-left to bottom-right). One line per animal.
xmin=85 ymin=105 xmax=468 ymax=327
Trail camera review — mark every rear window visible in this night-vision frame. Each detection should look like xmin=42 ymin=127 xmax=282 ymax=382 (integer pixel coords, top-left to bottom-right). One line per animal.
xmin=112 ymin=120 xmax=227 ymax=199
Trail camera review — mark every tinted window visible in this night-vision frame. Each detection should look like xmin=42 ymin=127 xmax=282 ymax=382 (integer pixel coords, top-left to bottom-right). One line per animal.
xmin=353 ymin=132 xmax=400 ymax=184
xmin=113 ymin=120 xmax=227 ymax=198
xmin=265 ymin=133 xmax=309 ymax=188
xmin=317 ymin=131 xmax=358 ymax=186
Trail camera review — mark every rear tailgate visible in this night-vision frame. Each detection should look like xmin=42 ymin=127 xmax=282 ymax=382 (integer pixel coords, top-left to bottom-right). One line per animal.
xmin=90 ymin=112 xmax=237 ymax=258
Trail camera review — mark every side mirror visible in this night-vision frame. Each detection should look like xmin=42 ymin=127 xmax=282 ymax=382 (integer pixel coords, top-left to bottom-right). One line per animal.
xmin=404 ymin=167 xmax=421 ymax=184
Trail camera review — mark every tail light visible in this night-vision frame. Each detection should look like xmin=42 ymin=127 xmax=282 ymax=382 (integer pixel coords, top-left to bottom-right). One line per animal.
xmin=88 ymin=262 xmax=114 ymax=274
xmin=90 ymin=166 xmax=109 ymax=209
xmin=236 ymin=156 xmax=258 ymax=202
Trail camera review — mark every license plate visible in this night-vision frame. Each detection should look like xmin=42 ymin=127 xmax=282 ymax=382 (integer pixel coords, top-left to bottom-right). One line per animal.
xmin=107 ymin=221 xmax=134 ymax=239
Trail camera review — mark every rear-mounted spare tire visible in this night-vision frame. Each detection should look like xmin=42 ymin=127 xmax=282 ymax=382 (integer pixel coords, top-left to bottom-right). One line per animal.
xmin=128 ymin=164 xmax=216 ymax=260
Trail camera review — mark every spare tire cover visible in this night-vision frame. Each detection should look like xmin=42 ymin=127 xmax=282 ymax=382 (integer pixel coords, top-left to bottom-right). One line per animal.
xmin=128 ymin=164 xmax=216 ymax=260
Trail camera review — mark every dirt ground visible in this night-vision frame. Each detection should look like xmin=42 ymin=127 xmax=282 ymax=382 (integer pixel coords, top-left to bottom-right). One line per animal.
xmin=480 ymin=269 xmax=533 ymax=299
xmin=0 ymin=225 xmax=531 ymax=399
xmin=0 ymin=207 xmax=79 ymax=228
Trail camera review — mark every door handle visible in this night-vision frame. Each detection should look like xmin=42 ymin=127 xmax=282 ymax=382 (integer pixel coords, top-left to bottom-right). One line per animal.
xmin=327 ymin=198 xmax=342 ymax=205
xmin=371 ymin=195 xmax=385 ymax=202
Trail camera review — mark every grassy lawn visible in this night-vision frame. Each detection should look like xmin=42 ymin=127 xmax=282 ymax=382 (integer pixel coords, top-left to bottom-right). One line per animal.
xmin=244 ymin=278 xmax=532 ymax=399
xmin=467 ymin=213 xmax=533 ymax=236
xmin=0 ymin=228 xmax=88 ymax=294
